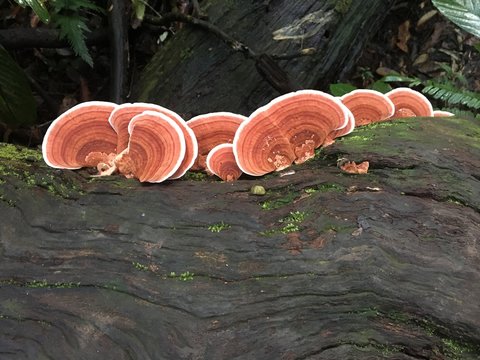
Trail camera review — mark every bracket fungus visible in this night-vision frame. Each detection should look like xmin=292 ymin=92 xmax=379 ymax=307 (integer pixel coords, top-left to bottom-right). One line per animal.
xmin=433 ymin=110 xmax=455 ymax=117
xmin=187 ymin=112 xmax=247 ymax=171
xmin=42 ymin=101 xmax=118 ymax=170
xmin=206 ymin=144 xmax=243 ymax=182
xmin=387 ymin=87 xmax=434 ymax=118
xmin=324 ymin=108 xmax=355 ymax=146
xmin=340 ymin=89 xmax=394 ymax=126
xmin=41 ymin=86 xmax=439 ymax=184
xmin=233 ymin=90 xmax=349 ymax=176
xmin=115 ymin=111 xmax=186 ymax=183
xmin=108 ymin=102 xmax=197 ymax=179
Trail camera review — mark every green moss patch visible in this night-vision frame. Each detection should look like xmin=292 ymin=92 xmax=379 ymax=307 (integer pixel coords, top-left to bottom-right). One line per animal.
xmin=260 ymin=186 xmax=300 ymax=210
xmin=1 ymin=279 xmax=81 ymax=289
xmin=260 ymin=210 xmax=309 ymax=236
xmin=334 ymin=0 xmax=352 ymax=14
xmin=0 ymin=143 xmax=84 ymax=199
xmin=0 ymin=143 xmax=43 ymax=162
xmin=207 ymin=221 xmax=231 ymax=233
xmin=183 ymin=171 xmax=209 ymax=181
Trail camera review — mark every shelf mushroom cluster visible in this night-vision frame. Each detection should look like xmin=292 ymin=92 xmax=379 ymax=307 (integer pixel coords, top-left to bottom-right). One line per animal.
xmin=42 ymin=87 xmax=450 ymax=183
xmin=42 ymin=102 xmax=198 ymax=183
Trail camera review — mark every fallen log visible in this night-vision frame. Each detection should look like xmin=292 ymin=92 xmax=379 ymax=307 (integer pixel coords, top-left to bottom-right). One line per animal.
xmin=132 ymin=0 xmax=397 ymax=117
xmin=0 ymin=117 xmax=479 ymax=359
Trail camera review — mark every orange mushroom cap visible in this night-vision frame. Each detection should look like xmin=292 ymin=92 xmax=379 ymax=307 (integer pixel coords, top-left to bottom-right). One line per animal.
xmin=340 ymin=89 xmax=394 ymax=126
xmin=116 ymin=111 xmax=186 ymax=183
xmin=387 ymin=87 xmax=434 ymax=118
xmin=233 ymin=113 xmax=295 ymax=176
xmin=187 ymin=112 xmax=247 ymax=171
xmin=42 ymin=101 xmax=118 ymax=169
xmin=206 ymin=143 xmax=242 ymax=182
xmin=433 ymin=110 xmax=455 ymax=117
xmin=108 ymin=102 xmax=197 ymax=179
xmin=233 ymin=90 xmax=349 ymax=176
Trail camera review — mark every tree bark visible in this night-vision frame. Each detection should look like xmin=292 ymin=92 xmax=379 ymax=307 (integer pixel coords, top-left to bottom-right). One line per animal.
xmin=132 ymin=0 xmax=396 ymax=118
xmin=1 ymin=117 xmax=480 ymax=359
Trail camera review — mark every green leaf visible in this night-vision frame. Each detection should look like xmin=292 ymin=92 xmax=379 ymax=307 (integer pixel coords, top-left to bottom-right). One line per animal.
xmin=54 ymin=14 xmax=93 ymax=67
xmin=329 ymin=83 xmax=357 ymax=97
xmin=0 ymin=45 xmax=37 ymax=127
xmin=441 ymin=107 xmax=479 ymax=120
xmin=15 ymin=0 xmax=51 ymax=23
xmin=421 ymin=81 xmax=480 ymax=110
xmin=369 ymin=80 xmax=392 ymax=93
xmin=432 ymin=0 xmax=480 ymax=38
xmin=132 ymin=0 xmax=146 ymax=20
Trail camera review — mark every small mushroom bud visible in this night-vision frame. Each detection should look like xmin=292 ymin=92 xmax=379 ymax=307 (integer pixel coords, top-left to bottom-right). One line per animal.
xmin=206 ymin=144 xmax=242 ymax=182
xmin=250 ymin=185 xmax=266 ymax=195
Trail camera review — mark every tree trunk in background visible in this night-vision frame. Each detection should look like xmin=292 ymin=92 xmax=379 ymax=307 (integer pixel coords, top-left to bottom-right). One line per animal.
xmin=132 ymin=0 xmax=396 ymax=118
xmin=1 ymin=117 xmax=480 ymax=359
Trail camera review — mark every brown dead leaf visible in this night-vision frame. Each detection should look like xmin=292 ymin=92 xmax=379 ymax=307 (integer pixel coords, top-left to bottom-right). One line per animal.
xmin=416 ymin=9 xmax=438 ymax=28
xmin=413 ymin=53 xmax=429 ymax=67
xmin=340 ymin=161 xmax=369 ymax=174
xmin=396 ymin=20 xmax=411 ymax=53
xmin=422 ymin=22 xmax=444 ymax=52
xmin=30 ymin=14 xmax=40 ymax=28
xmin=376 ymin=66 xmax=397 ymax=76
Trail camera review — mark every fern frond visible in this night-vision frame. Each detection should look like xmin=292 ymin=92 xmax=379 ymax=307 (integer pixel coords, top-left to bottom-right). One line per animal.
xmin=440 ymin=107 xmax=479 ymax=121
xmin=422 ymin=82 xmax=480 ymax=110
xmin=54 ymin=14 xmax=92 ymax=66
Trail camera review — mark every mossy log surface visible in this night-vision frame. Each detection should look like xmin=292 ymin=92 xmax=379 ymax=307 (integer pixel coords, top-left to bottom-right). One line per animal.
xmin=1 ymin=117 xmax=480 ymax=359
xmin=133 ymin=0 xmax=395 ymax=117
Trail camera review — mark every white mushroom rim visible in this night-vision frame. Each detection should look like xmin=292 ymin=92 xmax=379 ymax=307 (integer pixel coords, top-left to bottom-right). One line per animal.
xmin=186 ymin=112 xmax=248 ymax=126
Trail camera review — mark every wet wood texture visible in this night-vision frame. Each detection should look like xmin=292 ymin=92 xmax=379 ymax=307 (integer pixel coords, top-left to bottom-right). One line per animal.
xmin=0 ymin=117 xmax=479 ymax=359
xmin=133 ymin=0 xmax=396 ymax=118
